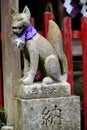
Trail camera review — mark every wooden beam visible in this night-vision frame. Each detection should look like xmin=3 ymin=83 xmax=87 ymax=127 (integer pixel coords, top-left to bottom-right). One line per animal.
xmin=1 ymin=0 xmax=21 ymax=125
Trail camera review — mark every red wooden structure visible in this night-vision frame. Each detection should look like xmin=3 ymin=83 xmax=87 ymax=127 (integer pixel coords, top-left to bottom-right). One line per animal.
xmin=0 ymin=12 xmax=87 ymax=129
xmin=63 ymin=16 xmax=87 ymax=130
xmin=81 ymin=17 xmax=87 ymax=130
xmin=63 ymin=17 xmax=74 ymax=94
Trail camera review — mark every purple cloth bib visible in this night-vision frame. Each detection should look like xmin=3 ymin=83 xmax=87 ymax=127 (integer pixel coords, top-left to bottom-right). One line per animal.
xmin=13 ymin=24 xmax=37 ymax=50
xmin=19 ymin=24 xmax=37 ymax=41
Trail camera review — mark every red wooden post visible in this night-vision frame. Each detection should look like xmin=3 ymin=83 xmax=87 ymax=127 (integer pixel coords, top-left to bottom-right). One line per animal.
xmin=81 ymin=17 xmax=87 ymax=130
xmin=63 ymin=17 xmax=74 ymax=94
xmin=44 ymin=12 xmax=54 ymax=38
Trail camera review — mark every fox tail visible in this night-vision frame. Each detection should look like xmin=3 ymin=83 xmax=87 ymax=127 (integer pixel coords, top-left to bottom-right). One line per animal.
xmin=47 ymin=20 xmax=68 ymax=77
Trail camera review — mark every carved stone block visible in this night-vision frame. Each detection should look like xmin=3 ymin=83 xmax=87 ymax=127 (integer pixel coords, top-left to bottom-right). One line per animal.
xmin=19 ymin=82 xmax=70 ymax=99
xmin=14 ymin=96 xmax=80 ymax=130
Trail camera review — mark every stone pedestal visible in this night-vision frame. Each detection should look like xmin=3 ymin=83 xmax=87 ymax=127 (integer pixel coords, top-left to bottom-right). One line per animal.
xmin=13 ymin=82 xmax=81 ymax=130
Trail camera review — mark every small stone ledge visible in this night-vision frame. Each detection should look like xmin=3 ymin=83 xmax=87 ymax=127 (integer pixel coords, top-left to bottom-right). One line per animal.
xmin=1 ymin=126 xmax=13 ymax=130
xmin=19 ymin=81 xmax=70 ymax=99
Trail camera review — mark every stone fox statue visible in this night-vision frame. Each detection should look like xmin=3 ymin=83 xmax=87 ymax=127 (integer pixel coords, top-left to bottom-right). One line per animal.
xmin=10 ymin=6 xmax=68 ymax=85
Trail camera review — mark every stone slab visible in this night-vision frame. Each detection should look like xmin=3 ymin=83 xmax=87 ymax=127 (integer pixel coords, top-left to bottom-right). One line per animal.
xmin=14 ymin=96 xmax=80 ymax=130
xmin=19 ymin=81 xmax=70 ymax=99
xmin=1 ymin=126 xmax=13 ymax=130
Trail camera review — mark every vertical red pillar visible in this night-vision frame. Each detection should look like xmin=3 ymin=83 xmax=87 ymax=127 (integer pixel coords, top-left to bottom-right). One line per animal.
xmin=63 ymin=17 xmax=74 ymax=94
xmin=44 ymin=12 xmax=54 ymax=38
xmin=81 ymin=17 xmax=87 ymax=130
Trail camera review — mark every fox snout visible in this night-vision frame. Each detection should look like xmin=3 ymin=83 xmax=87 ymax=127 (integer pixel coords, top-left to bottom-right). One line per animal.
xmin=12 ymin=24 xmax=25 ymax=34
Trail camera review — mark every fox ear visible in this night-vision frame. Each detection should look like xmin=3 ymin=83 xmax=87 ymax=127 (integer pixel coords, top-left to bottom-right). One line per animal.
xmin=10 ymin=7 xmax=17 ymax=18
xmin=23 ymin=6 xmax=31 ymax=16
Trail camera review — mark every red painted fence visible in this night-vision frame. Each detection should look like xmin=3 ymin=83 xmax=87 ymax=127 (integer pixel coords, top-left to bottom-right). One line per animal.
xmin=0 ymin=12 xmax=87 ymax=129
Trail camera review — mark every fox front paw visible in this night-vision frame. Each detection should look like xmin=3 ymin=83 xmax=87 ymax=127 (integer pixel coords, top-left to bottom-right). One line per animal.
xmin=42 ymin=76 xmax=56 ymax=84
xmin=22 ymin=74 xmax=34 ymax=85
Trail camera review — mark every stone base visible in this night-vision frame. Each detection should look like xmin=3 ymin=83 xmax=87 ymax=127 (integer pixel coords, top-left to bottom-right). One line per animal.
xmin=1 ymin=126 xmax=13 ymax=130
xmin=14 ymin=96 xmax=80 ymax=130
xmin=19 ymin=81 xmax=70 ymax=99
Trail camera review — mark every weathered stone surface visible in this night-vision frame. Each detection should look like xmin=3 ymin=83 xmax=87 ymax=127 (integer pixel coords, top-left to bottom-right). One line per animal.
xmin=14 ymin=96 xmax=80 ymax=130
xmin=1 ymin=126 xmax=13 ymax=130
xmin=19 ymin=81 xmax=70 ymax=99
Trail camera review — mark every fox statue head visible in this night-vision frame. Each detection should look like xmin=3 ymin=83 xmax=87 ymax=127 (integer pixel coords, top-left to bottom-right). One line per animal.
xmin=10 ymin=6 xmax=31 ymax=35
